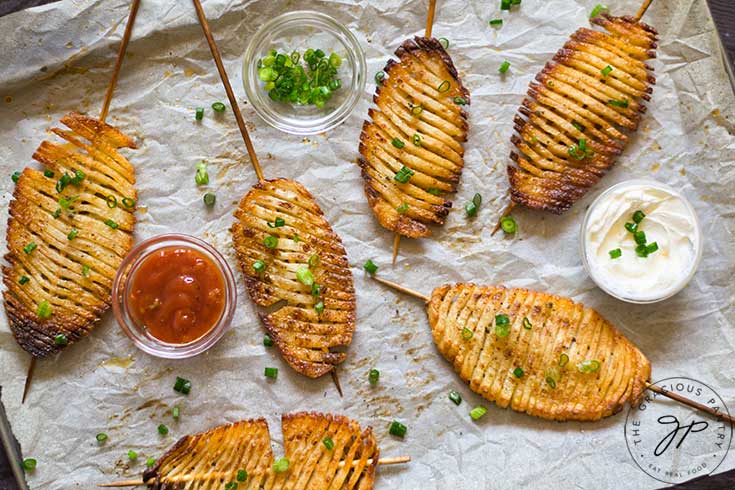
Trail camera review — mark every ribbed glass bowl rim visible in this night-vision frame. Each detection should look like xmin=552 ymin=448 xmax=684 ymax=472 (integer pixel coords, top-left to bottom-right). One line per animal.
xmin=111 ymin=233 xmax=237 ymax=359
xmin=241 ymin=10 xmax=366 ymax=135
xmin=578 ymin=178 xmax=703 ymax=304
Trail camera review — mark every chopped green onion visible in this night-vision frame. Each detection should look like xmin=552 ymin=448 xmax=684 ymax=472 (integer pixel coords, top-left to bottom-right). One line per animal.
xmin=500 ymin=216 xmax=517 ymax=234
xmin=396 ymin=203 xmax=409 ymax=214
xmin=375 ymin=71 xmax=386 ymax=84
xmin=363 ymin=259 xmax=378 ymax=274
xmin=501 ymin=0 xmax=511 ymax=10
xmin=54 ymin=333 xmax=67 ymax=345
xmin=577 ymin=359 xmax=601 ymax=373
xmin=511 ymin=0 xmax=522 ymax=4
xmin=173 ymin=376 xmax=192 ymax=395
xmin=609 ymin=248 xmax=622 ymax=259
xmin=70 ymin=169 xmax=86 ymax=185
xmin=212 ymin=102 xmax=226 ymax=112
xmin=410 ymin=104 xmax=423 ymax=116
xmin=267 ymin=217 xmax=285 ymax=228
xmin=646 ymin=242 xmax=659 ymax=254
xmin=56 ymin=172 xmax=71 ymax=192
xmin=489 ymin=19 xmax=503 ymax=27
xmin=224 ymin=483 xmax=237 ymax=490
xmin=203 ymin=192 xmax=216 ymax=206
xmin=263 ymin=235 xmax=278 ymax=248
xmin=634 ymin=230 xmax=647 ymax=245
xmin=624 ymin=222 xmax=637 ymax=233
xmin=106 ymin=195 xmax=118 ymax=208
xmin=158 ymin=424 xmax=169 ymax=436
xmin=427 ymin=187 xmax=441 ymax=196
xmin=512 ymin=367 xmax=524 ymax=378
xmin=368 ymin=369 xmax=380 ymax=385
xmin=19 ymin=276 xmax=30 ymax=285
xmin=311 ymin=283 xmax=321 ymax=298
xmin=389 ymin=421 xmax=407 ymax=438
xmin=22 ymin=459 xmax=37 ymax=471
xmin=273 ymin=457 xmax=289 ymax=473
xmin=128 ymin=450 xmax=138 ymax=461
xmin=545 ymin=366 xmax=560 ymax=388
xmin=292 ymin=234 xmax=300 ymax=242
xmin=437 ymin=80 xmax=451 ymax=93
xmin=413 ymin=133 xmax=422 ymax=147
xmin=523 ymin=317 xmax=532 ymax=329
xmin=308 ymin=254 xmax=320 ymax=269
xmin=448 ymin=390 xmax=462 ymax=405
xmin=43 ymin=170 xmax=54 ymax=178
xmin=601 ymin=65 xmax=613 ymax=77
xmin=122 ymin=197 xmax=136 ymax=208
xmin=391 ymin=137 xmax=405 ymax=149
xmin=314 ymin=301 xmax=325 ymax=314
xmin=52 ymin=208 xmax=61 ymax=219
xmin=11 ymin=171 xmax=21 ymax=184
xmin=296 ymin=267 xmax=314 ymax=286
xmin=237 ymin=469 xmax=248 ymax=482
xmin=263 ymin=334 xmax=274 ymax=347
xmin=608 ymin=98 xmax=629 ymax=108
xmin=469 ymin=406 xmax=488 ymax=420
xmin=571 ymin=120 xmax=585 ymax=132
xmin=104 ymin=219 xmax=119 ymax=229
xmin=559 ymin=353 xmax=570 ymax=367
xmin=96 ymin=433 xmax=108 ymax=442
xmin=23 ymin=242 xmax=37 ymax=254
xmin=394 ymin=166 xmax=414 ymax=183
xmin=546 ymin=377 xmax=557 ymax=389
xmin=323 ymin=437 xmax=335 ymax=450
xmin=195 ymin=107 xmax=204 ymax=120
xmin=590 ymin=4 xmax=608 ymax=18
xmin=495 ymin=316 xmax=510 ymax=338
xmin=499 ymin=61 xmax=510 ymax=74
xmin=633 ymin=210 xmax=646 ymax=224
xmin=253 ymin=260 xmax=266 ymax=273
xmin=67 ymin=229 xmax=79 ymax=240
xmin=264 ymin=367 xmax=278 ymax=379
xmin=59 ymin=195 xmax=79 ymax=209
xmin=146 ymin=458 xmax=156 ymax=468
xmin=38 ymin=300 xmax=52 ymax=319
xmin=453 ymin=96 xmax=467 ymax=105
xmin=438 ymin=38 xmax=449 ymax=49
xmin=465 ymin=193 xmax=481 ymax=217
xmin=635 ymin=244 xmax=649 ymax=257
xmin=82 ymin=265 xmax=90 ymax=277
xmin=461 ymin=327 xmax=473 ymax=340
xmin=172 ymin=406 xmax=180 ymax=420
xmin=195 ymin=162 xmax=209 ymax=185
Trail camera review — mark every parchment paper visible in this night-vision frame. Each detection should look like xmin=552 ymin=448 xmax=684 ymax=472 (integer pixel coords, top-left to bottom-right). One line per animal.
xmin=1 ymin=1 xmax=734 ymax=488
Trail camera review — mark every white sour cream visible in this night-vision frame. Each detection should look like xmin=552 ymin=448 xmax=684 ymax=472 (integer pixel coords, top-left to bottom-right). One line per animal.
xmin=582 ymin=180 xmax=702 ymax=303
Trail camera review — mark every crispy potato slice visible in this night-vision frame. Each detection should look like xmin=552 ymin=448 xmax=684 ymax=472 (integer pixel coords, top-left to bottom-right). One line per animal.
xmin=508 ymin=14 xmax=657 ymax=214
xmin=231 ymin=179 xmax=356 ymax=378
xmin=2 ymin=112 xmax=136 ymax=358
xmin=143 ymin=412 xmax=379 ymax=490
xmin=358 ymin=36 xmax=469 ymax=238
xmin=427 ymin=283 xmax=651 ymax=421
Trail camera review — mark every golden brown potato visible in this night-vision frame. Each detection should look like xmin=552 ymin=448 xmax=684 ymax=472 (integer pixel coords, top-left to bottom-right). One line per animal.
xmin=231 ymin=179 xmax=356 ymax=378
xmin=358 ymin=36 xmax=469 ymax=238
xmin=3 ymin=112 xmax=137 ymax=358
xmin=508 ymin=14 xmax=657 ymax=213
xmin=427 ymin=283 xmax=651 ymax=421
xmin=144 ymin=412 xmax=379 ymax=490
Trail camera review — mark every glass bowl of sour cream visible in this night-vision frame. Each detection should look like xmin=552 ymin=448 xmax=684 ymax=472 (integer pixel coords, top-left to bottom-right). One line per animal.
xmin=580 ymin=179 xmax=703 ymax=304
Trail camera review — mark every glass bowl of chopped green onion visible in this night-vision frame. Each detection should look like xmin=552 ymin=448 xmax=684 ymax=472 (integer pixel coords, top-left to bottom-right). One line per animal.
xmin=242 ymin=10 xmax=366 ymax=135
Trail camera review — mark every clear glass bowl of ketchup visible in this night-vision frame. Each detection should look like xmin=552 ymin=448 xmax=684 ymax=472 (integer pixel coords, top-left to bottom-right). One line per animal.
xmin=112 ymin=234 xmax=237 ymax=359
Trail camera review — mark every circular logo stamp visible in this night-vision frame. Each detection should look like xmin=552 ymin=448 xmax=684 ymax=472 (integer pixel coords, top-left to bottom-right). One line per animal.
xmin=625 ymin=377 xmax=732 ymax=484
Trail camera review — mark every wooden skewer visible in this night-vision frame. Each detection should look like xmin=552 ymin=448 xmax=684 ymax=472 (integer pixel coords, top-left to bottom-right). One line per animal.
xmin=191 ymin=0 xmax=265 ymax=183
xmin=22 ymin=0 xmax=141 ymax=405
xmin=100 ymin=0 xmax=141 ymax=122
xmin=490 ymin=201 xmax=516 ymax=236
xmin=98 ymin=456 xmax=411 ymax=487
xmin=330 ymin=368 xmax=344 ymax=397
xmin=391 ymin=233 xmax=401 ymax=266
xmin=647 ymin=384 xmax=735 ymax=425
xmin=634 ymin=0 xmax=654 ymax=22
xmin=372 ymin=276 xmax=430 ymax=303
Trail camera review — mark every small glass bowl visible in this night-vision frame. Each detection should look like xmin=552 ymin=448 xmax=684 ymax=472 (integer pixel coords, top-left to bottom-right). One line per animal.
xmin=112 ymin=234 xmax=237 ymax=359
xmin=242 ymin=10 xmax=366 ymax=135
xmin=579 ymin=179 xmax=703 ymax=304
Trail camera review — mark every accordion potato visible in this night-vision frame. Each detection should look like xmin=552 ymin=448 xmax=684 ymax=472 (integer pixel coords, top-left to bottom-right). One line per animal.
xmin=231 ymin=179 xmax=356 ymax=378
xmin=3 ymin=112 xmax=137 ymax=358
xmin=508 ymin=14 xmax=657 ymax=213
xmin=144 ymin=412 xmax=378 ymax=490
xmin=428 ymin=284 xmax=651 ymax=421
xmin=358 ymin=36 xmax=469 ymax=238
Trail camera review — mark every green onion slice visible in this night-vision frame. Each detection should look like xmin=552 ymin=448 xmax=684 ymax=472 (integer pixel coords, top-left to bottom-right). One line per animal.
xmin=82 ymin=265 xmax=91 ymax=277
xmin=128 ymin=450 xmax=138 ymax=461
xmin=172 ymin=405 xmax=180 ymax=420
xmin=212 ymin=102 xmax=226 ymax=112
xmin=412 ymin=133 xmax=422 ymax=146
xmin=577 ymin=359 xmax=601 ymax=373
xmin=437 ymin=80 xmax=451 ymax=93
xmin=633 ymin=210 xmax=646 ymax=224
xmin=237 ymin=469 xmax=248 ymax=482
xmin=489 ymin=19 xmax=503 ymax=27
xmin=314 ymin=301 xmax=325 ymax=314
xmin=427 ymin=187 xmax=441 ymax=196
xmin=22 ymin=459 xmax=37 ymax=471
xmin=438 ymin=37 xmax=449 ymax=49
xmin=394 ymin=166 xmax=414 ymax=183
xmin=448 ymin=390 xmax=462 ymax=405
xmin=273 ymin=457 xmax=289 ymax=473
xmin=23 ymin=242 xmax=37 ymax=254
xmin=19 ymin=276 xmax=30 ymax=285
xmin=104 ymin=219 xmax=119 ymax=229
xmin=396 ymin=203 xmax=409 ymax=214
xmin=267 ymin=217 xmax=285 ymax=228
xmin=601 ymin=65 xmax=613 ymax=77
xmin=323 ymin=437 xmax=335 ymax=450
xmin=453 ymin=96 xmax=467 ymax=105
xmin=54 ymin=333 xmax=67 ymax=345
xmin=308 ymin=254 xmax=320 ymax=268
xmin=296 ymin=267 xmax=314 ymax=286
xmin=253 ymin=260 xmax=266 ymax=273
xmin=523 ymin=317 xmax=532 ymax=329
xmin=410 ymin=104 xmax=423 ymax=116
xmin=146 ymin=458 xmax=156 ymax=468
xmin=44 ymin=169 xmax=54 ymax=178
xmin=590 ymin=4 xmax=608 ymax=18
xmin=263 ymin=334 xmax=274 ymax=347
xmin=203 ymin=193 xmax=216 ymax=206
xmin=106 ymin=195 xmax=118 ymax=208
xmin=363 ymin=259 xmax=378 ymax=274
xmin=464 ymin=201 xmax=477 ymax=217
xmin=375 ymin=71 xmax=386 ymax=84
xmin=173 ymin=376 xmax=192 ymax=395
xmin=461 ymin=327 xmax=473 ymax=340
xmin=264 ymin=367 xmax=278 ymax=379
xmin=500 ymin=216 xmax=517 ymax=234
xmin=96 ymin=433 xmax=108 ymax=442
xmin=368 ymin=369 xmax=380 ymax=385
xmin=158 ymin=424 xmax=169 ymax=435
xmin=391 ymin=137 xmax=405 ymax=149
xmin=608 ymin=98 xmax=629 ymax=108
xmin=195 ymin=107 xmax=204 ymax=120
xmin=512 ymin=367 xmax=524 ymax=378
xmin=609 ymin=248 xmax=622 ymax=259
xmin=389 ymin=421 xmax=407 ymax=438
xmin=499 ymin=61 xmax=510 ymax=74
xmin=263 ymin=235 xmax=278 ymax=248
xmin=38 ymin=300 xmax=52 ymax=319
xmin=469 ymin=405 xmax=488 ymax=420
xmin=559 ymin=353 xmax=570 ymax=367
xmin=67 ymin=229 xmax=79 ymax=240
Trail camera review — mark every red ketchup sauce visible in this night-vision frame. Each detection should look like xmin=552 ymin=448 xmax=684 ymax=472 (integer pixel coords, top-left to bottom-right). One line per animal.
xmin=127 ymin=246 xmax=225 ymax=344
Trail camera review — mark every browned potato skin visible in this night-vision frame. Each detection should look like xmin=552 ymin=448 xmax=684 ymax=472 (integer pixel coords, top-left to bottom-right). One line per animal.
xmin=428 ymin=284 xmax=651 ymax=421
xmin=144 ymin=412 xmax=378 ymax=490
xmin=231 ymin=179 xmax=356 ymax=378
xmin=3 ymin=112 xmax=136 ymax=358
xmin=358 ymin=36 xmax=469 ymax=238
xmin=508 ymin=14 xmax=658 ymax=214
